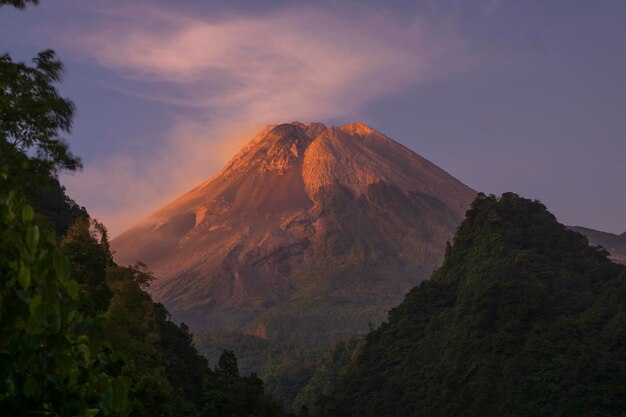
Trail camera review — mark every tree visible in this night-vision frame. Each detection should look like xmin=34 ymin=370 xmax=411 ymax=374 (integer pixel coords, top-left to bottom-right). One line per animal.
xmin=61 ymin=218 xmax=114 ymax=316
xmin=0 ymin=50 xmax=79 ymax=195
xmin=298 ymin=405 xmax=310 ymax=417
xmin=0 ymin=0 xmax=39 ymax=8
xmin=31 ymin=176 xmax=89 ymax=237
xmin=0 ymin=48 xmax=87 ymax=234
xmin=216 ymin=350 xmax=240 ymax=380
xmin=0 ymin=194 xmax=129 ymax=416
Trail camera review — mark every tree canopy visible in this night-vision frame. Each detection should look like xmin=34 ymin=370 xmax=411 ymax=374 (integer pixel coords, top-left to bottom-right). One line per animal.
xmin=318 ymin=193 xmax=626 ymax=417
xmin=0 ymin=194 xmax=130 ymax=416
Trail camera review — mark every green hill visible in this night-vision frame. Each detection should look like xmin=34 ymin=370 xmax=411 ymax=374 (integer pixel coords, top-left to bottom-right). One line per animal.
xmin=317 ymin=193 xmax=626 ymax=417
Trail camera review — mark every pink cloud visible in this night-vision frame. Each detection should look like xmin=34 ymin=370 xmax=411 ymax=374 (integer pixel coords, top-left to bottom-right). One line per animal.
xmin=61 ymin=4 xmax=473 ymax=236
xmin=78 ymin=6 xmax=470 ymax=116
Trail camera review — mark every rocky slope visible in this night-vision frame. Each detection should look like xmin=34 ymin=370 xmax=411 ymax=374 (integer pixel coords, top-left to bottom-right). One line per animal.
xmin=111 ymin=122 xmax=476 ymax=340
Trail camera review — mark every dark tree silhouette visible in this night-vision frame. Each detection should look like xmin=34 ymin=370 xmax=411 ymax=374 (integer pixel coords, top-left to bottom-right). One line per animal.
xmin=0 ymin=0 xmax=39 ymax=9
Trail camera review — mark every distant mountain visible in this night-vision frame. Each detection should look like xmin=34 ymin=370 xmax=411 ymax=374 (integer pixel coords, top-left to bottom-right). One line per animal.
xmin=570 ymin=226 xmax=626 ymax=264
xmin=111 ymin=122 xmax=475 ymax=339
xmin=316 ymin=193 xmax=626 ymax=417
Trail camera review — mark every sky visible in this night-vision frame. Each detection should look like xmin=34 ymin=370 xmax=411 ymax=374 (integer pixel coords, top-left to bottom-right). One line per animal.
xmin=2 ymin=0 xmax=625 ymax=237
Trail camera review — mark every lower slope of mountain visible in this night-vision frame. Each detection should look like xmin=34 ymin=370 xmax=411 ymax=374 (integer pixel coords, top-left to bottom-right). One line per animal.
xmin=316 ymin=193 xmax=626 ymax=417
xmin=570 ymin=226 xmax=626 ymax=264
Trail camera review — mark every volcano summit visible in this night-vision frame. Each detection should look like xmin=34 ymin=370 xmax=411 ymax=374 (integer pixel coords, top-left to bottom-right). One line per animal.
xmin=111 ymin=122 xmax=476 ymax=339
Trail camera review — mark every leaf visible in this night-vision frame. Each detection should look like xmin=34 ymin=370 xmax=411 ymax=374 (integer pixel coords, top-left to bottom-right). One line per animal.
xmin=26 ymin=225 xmax=39 ymax=252
xmin=28 ymin=294 xmax=42 ymax=314
xmin=19 ymin=265 xmax=31 ymax=289
xmin=53 ymin=254 xmax=70 ymax=280
xmin=24 ymin=378 xmax=40 ymax=398
xmin=22 ymin=205 xmax=34 ymax=222
xmin=110 ymin=351 xmax=128 ymax=365
xmin=102 ymin=378 xmax=130 ymax=416
xmin=92 ymin=313 xmax=109 ymax=328
xmin=55 ymin=352 xmax=73 ymax=377
xmin=66 ymin=279 xmax=78 ymax=300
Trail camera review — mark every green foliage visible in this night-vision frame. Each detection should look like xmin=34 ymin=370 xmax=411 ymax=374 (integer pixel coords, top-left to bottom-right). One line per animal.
xmin=0 ymin=50 xmax=80 ymax=195
xmin=195 ymin=331 xmax=325 ymax=412
xmin=569 ymin=225 xmax=626 ymax=265
xmin=33 ymin=177 xmax=89 ymax=238
xmin=318 ymin=193 xmax=626 ymax=417
xmin=293 ymin=337 xmax=363 ymax=415
xmin=105 ymin=261 xmax=287 ymax=417
xmin=216 ymin=350 xmax=240 ymax=379
xmin=155 ymin=303 xmax=210 ymax=409
xmin=0 ymin=195 xmax=130 ymax=416
xmin=61 ymin=218 xmax=113 ymax=316
xmin=104 ymin=264 xmax=186 ymax=417
xmin=18 ymin=174 xmax=288 ymax=416
xmin=203 ymin=350 xmax=286 ymax=417
xmin=0 ymin=48 xmax=87 ymax=235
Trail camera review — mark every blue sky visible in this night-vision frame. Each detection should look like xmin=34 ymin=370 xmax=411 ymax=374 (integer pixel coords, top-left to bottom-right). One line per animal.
xmin=2 ymin=0 xmax=625 ymax=236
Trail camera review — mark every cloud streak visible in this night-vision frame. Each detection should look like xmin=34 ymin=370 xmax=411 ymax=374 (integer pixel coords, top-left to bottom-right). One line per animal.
xmin=61 ymin=4 xmax=472 ymax=236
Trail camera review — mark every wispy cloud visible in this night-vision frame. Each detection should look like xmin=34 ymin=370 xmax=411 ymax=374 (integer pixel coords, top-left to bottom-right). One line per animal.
xmin=61 ymin=4 xmax=472 ymax=236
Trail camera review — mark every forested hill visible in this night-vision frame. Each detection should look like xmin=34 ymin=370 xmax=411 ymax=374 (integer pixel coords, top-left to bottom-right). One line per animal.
xmin=1 ymin=173 xmax=288 ymax=416
xmin=316 ymin=193 xmax=626 ymax=417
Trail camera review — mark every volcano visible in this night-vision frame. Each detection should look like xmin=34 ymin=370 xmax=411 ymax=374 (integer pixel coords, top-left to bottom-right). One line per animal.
xmin=111 ymin=122 xmax=476 ymax=339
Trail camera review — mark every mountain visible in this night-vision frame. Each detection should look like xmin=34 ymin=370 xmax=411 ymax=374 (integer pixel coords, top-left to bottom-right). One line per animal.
xmin=111 ymin=121 xmax=476 ymax=406
xmin=112 ymin=122 xmax=475 ymax=340
xmin=316 ymin=193 xmax=626 ymax=417
xmin=570 ymin=226 xmax=626 ymax=264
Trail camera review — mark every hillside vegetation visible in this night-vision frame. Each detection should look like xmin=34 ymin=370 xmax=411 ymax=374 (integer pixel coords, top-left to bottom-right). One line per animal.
xmin=316 ymin=193 xmax=626 ymax=417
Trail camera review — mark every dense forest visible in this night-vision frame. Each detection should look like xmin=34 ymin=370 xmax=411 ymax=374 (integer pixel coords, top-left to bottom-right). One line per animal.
xmin=0 ymin=2 xmax=289 ymax=415
xmin=312 ymin=193 xmax=626 ymax=417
